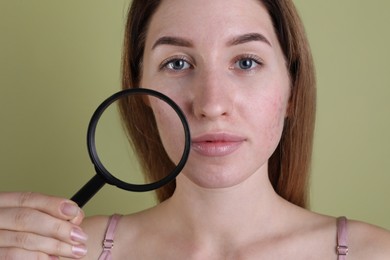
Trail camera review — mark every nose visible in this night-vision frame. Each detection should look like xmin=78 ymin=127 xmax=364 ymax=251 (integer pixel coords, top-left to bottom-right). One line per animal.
xmin=191 ymin=68 xmax=234 ymax=120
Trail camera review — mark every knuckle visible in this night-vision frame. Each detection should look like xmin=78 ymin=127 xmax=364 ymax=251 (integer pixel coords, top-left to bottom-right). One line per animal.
xmin=52 ymin=221 xmax=67 ymax=237
xmin=53 ymin=240 xmax=64 ymax=255
xmin=13 ymin=208 xmax=31 ymax=230
xmin=3 ymin=250 xmax=13 ymax=260
xmin=14 ymin=232 xmax=30 ymax=248
xmin=1 ymin=249 xmax=11 ymax=260
xmin=18 ymin=192 xmax=35 ymax=207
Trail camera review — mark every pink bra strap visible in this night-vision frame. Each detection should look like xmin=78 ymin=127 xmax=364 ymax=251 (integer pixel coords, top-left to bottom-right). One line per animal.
xmin=98 ymin=214 xmax=122 ymax=260
xmin=336 ymin=216 xmax=348 ymax=260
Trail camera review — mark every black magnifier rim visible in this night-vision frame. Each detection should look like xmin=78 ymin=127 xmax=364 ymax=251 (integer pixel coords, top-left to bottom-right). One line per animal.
xmin=87 ymin=88 xmax=191 ymax=192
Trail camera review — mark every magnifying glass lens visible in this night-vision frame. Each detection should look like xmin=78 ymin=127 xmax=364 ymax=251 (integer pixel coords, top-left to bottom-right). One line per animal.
xmin=95 ymin=93 xmax=185 ymax=185
xmin=71 ymin=88 xmax=190 ymax=207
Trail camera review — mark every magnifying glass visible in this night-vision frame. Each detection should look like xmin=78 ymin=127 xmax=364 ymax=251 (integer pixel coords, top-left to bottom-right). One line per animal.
xmin=71 ymin=88 xmax=191 ymax=207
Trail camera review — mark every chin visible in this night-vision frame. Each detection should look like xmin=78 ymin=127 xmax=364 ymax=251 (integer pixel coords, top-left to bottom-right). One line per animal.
xmin=179 ymin=163 xmax=264 ymax=190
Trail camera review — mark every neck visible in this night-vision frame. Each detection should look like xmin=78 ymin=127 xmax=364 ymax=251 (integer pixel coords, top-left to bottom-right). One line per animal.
xmin=161 ymin=167 xmax=287 ymax=246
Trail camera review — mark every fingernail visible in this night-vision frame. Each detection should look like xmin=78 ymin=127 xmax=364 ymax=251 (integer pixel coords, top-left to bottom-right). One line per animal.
xmin=61 ymin=202 xmax=79 ymax=217
xmin=71 ymin=228 xmax=88 ymax=243
xmin=50 ymin=256 xmax=59 ymax=260
xmin=72 ymin=245 xmax=87 ymax=257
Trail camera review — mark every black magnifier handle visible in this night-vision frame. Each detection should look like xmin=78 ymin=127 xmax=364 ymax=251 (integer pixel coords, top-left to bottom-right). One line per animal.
xmin=69 ymin=88 xmax=191 ymax=208
xmin=71 ymin=167 xmax=106 ymax=207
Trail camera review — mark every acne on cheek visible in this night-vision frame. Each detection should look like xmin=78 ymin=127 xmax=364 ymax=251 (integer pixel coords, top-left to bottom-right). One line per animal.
xmin=261 ymin=112 xmax=285 ymax=157
xmin=266 ymin=93 xmax=288 ymax=140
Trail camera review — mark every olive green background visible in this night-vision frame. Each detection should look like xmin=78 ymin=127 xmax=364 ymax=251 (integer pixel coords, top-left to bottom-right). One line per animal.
xmin=1 ymin=1 xmax=389 ymax=229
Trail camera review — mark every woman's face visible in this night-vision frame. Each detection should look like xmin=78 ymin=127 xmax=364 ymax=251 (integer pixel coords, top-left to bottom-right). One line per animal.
xmin=141 ymin=0 xmax=291 ymax=188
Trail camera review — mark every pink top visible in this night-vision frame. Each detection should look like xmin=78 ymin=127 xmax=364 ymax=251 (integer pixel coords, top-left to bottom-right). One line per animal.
xmin=98 ymin=215 xmax=348 ymax=259
xmin=337 ymin=216 xmax=349 ymax=260
xmin=98 ymin=214 xmax=121 ymax=260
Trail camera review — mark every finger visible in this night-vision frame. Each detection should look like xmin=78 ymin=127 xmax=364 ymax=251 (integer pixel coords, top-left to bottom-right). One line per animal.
xmin=0 ymin=230 xmax=87 ymax=259
xmin=0 ymin=192 xmax=84 ymax=222
xmin=69 ymin=208 xmax=85 ymax=226
xmin=0 ymin=208 xmax=88 ymax=245
xmin=0 ymin=247 xmax=60 ymax=260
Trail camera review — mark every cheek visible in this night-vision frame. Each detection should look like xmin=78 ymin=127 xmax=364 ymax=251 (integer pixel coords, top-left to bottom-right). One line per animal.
xmin=149 ymin=98 xmax=186 ymax=165
xmin=271 ymin=95 xmax=289 ymax=144
xmin=251 ymin=89 xmax=289 ymax=153
xmin=271 ymin=94 xmax=289 ymax=130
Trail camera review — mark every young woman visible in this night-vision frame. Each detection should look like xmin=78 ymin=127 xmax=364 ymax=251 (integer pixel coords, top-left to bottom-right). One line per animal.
xmin=1 ymin=0 xmax=389 ymax=259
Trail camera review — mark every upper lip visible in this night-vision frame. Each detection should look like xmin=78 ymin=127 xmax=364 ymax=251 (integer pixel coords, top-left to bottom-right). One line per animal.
xmin=192 ymin=132 xmax=246 ymax=143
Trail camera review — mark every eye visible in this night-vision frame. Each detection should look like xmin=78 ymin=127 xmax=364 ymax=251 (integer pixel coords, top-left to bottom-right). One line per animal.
xmin=160 ymin=57 xmax=192 ymax=71
xmin=237 ymin=59 xmax=255 ymax=70
xmin=232 ymin=55 xmax=263 ymax=71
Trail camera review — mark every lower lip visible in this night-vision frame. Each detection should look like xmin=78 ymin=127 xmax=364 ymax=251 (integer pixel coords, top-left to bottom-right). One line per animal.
xmin=191 ymin=141 xmax=243 ymax=157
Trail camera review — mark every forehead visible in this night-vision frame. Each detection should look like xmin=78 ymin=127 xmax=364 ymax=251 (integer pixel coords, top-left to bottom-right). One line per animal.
xmin=145 ymin=0 xmax=277 ymax=48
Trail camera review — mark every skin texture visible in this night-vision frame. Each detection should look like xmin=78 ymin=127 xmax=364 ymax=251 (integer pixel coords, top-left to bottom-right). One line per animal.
xmin=0 ymin=0 xmax=389 ymax=259
xmin=142 ymin=0 xmax=291 ymax=190
xmin=73 ymin=0 xmax=390 ymax=259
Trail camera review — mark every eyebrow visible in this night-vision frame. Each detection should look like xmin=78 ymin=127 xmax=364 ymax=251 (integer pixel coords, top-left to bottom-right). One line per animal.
xmin=151 ymin=32 xmax=272 ymax=50
xmin=152 ymin=36 xmax=193 ymax=50
xmin=227 ymin=33 xmax=272 ymax=47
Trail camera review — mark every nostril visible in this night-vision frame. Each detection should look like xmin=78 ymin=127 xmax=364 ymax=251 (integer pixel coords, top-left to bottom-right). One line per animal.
xmin=191 ymin=86 xmax=234 ymax=119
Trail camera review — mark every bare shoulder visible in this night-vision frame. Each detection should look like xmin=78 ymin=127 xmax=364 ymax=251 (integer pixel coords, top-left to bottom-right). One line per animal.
xmin=81 ymin=214 xmax=112 ymax=239
xmin=78 ymin=215 xmax=111 ymax=260
xmin=77 ymin=213 xmax=142 ymax=259
xmin=81 ymin=210 xmax=155 ymax=259
xmin=348 ymin=219 xmax=390 ymax=259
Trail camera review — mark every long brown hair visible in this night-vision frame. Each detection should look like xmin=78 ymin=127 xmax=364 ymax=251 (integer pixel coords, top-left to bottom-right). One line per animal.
xmin=120 ymin=0 xmax=316 ymax=208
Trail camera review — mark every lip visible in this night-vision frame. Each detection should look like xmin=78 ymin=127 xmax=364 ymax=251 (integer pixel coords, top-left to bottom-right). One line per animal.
xmin=191 ymin=133 xmax=246 ymax=157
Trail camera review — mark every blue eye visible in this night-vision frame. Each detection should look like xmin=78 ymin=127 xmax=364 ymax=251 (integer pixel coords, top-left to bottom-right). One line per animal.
xmin=165 ymin=59 xmax=191 ymax=71
xmin=232 ymin=55 xmax=263 ymax=71
xmin=238 ymin=59 xmax=254 ymax=70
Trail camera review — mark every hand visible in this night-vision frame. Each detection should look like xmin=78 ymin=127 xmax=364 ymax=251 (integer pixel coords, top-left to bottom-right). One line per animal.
xmin=0 ymin=192 xmax=88 ymax=259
